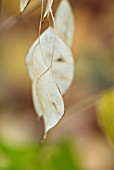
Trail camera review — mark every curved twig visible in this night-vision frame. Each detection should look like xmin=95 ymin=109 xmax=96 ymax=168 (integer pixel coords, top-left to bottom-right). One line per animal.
xmin=0 ymin=0 xmax=46 ymax=34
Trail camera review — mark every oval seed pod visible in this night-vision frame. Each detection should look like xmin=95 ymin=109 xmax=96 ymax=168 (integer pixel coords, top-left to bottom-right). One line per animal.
xmin=32 ymin=44 xmax=64 ymax=135
xmin=55 ymin=0 xmax=75 ymax=48
xmin=26 ymin=27 xmax=74 ymax=94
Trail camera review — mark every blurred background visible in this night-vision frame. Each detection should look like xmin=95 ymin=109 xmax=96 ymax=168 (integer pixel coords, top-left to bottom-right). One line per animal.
xmin=0 ymin=0 xmax=114 ymax=169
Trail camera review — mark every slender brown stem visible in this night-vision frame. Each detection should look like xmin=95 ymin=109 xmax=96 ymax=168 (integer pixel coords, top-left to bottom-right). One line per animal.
xmin=0 ymin=0 xmax=46 ymax=34
xmin=64 ymin=85 xmax=114 ymax=122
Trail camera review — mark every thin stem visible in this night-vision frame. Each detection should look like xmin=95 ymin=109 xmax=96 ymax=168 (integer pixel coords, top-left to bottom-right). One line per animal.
xmin=64 ymin=85 xmax=114 ymax=122
xmin=38 ymin=0 xmax=48 ymax=67
xmin=49 ymin=0 xmax=56 ymax=68
xmin=36 ymin=0 xmax=56 ymax=86
xmin=0 ymin=0 xmax=46 ymax=34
